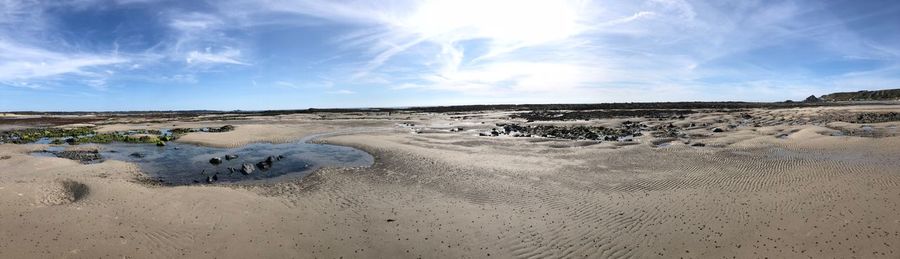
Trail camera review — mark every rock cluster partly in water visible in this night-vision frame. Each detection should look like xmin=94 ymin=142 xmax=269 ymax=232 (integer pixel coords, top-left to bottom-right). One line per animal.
xmin=42 ymin=150 xmax=104 ymax=164
xmin=198 ymin=155 xmax=286 ymax=184
xmin=0 ymin=125 xmax=236 ymax=146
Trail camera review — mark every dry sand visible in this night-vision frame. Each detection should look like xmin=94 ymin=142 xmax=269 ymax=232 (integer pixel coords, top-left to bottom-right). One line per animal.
xmin=2 ymin=105 xmax=900 ymax=258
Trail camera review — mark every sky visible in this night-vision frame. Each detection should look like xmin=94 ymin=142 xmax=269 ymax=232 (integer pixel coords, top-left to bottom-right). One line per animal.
xmin=1 ymin=0 xmax=899 ymax=111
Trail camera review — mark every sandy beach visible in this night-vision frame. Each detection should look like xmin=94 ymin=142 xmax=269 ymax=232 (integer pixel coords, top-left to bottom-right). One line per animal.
xmin=2 ymin=104 xmax=900 ymax=258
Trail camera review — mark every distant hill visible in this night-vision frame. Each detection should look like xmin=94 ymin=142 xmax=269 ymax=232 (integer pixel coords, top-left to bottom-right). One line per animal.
xmin=821 ymin=88 xmax=900 ymax=101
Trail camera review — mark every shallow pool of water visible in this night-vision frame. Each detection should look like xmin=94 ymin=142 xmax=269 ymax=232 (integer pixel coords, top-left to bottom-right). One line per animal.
xmin=34 ymin=140 xmax=373 ymax=185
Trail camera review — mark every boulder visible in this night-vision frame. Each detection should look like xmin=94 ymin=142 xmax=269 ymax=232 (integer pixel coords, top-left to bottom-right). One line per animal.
xmin=209 ymin=157 xmax=223 ymax=165
xmin=256 ymin=161 xmax=271 ymax=170
xmin=711 ymin=127 xmax=724 ymax=132
xmin=224 ymin=154 xmax=239 ymax=160
xmin=240 ymin=163 xmax=255 ymax=175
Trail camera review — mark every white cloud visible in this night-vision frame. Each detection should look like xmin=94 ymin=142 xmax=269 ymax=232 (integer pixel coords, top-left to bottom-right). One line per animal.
xmin=275 ymin=81 xmax=298 ymax=88
xmin=328 ymin=89 xmax=356 ymax=94
xmin=0 ymin=40 xmax=127 ymax=82
xmin=170 ymin=13 xmax=223 ymax=31
xmin=219 ymin=0 xmax=600 ymax=91
xmin=186 ymin=48 xmax=248 ymax=65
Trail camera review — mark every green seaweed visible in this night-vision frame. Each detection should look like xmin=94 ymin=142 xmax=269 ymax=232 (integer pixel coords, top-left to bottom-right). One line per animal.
xmin=2 ymin=125 xmax=235 ymax=145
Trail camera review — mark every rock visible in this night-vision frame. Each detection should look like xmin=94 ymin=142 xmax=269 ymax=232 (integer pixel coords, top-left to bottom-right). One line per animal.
xmin=691 ymin=143 xmax=706 ymax=147
xmin=228 ymin=167 xmax=236 ymax=174
xmin=209 ymin=157 xmax=223 ymax=165
xmin=224 ymin=154 xmax=238 ymax=160
xmin=206 ymin=175 xmax=215 ymax=184
xmin=803 ymin=95 xmax=821 ymax=103
xmin=213 ymin=125 xmax=235 ymax=132
xmin=53 ymin=150 xmax=103 ymax=164
xmin=156 ymin=141 xmax=166 ymax=146
xmin=265 ymin=156 xmax=276 ymax=164
xmin=256 ymin=161 xmax=271 ymax=170
xmin=129 ymin=152 xmax=145 ymax=158
xmin=711 ymin=127 xmax=724 ymax=132
xmin=240 ymin=163 xmax=255 ymax=175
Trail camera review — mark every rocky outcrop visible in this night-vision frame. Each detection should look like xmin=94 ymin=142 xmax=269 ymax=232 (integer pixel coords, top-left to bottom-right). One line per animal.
xmin=820 ymin=88 xmax=900 ymax=101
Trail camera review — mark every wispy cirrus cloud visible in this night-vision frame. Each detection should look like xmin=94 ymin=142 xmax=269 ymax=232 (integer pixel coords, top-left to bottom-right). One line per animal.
xmin=0 ymin=40 xmax=127 ymax=87
xmin=186 ymin=48 xmax=248 ymax=65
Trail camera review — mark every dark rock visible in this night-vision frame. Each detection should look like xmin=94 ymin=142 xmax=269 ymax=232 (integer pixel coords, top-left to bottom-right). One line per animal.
xmin=209 ymin=157 xmax=223 ymax=165
xmin=240 ymin=163 xmax=255 ymax=175
xmin=691 ymin=143 xmax=706 ymax=147
xmin=256 ymin=161 xmax=271 ymax=170
xmin=156 ymin=141 xmax=166 ymax=147
xmin=224 ymin=154 xmax=239 ymax=160
xmin=129 ymin=152 xmax=145 ymax=158
xmin=52 ymin=150 xmax=103 ymax=164
xmin=711 ymin=127 xmax=724 ymax=132
xmin=803 ymin=95 xmax=821 ymax=103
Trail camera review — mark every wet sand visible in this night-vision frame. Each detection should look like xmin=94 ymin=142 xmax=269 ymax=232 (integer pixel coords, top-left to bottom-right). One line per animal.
xmin=1 ymin=104 xmax=900 ymax=258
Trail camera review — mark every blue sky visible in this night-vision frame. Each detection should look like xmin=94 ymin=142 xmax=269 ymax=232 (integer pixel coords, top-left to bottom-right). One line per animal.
xmin=1 ymin=0 xmax=899 ymax=111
